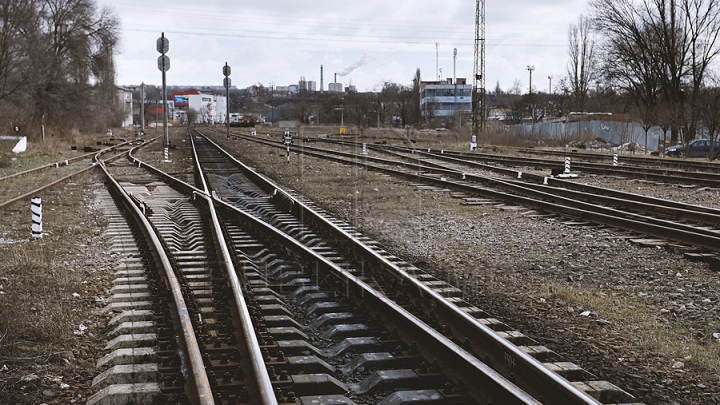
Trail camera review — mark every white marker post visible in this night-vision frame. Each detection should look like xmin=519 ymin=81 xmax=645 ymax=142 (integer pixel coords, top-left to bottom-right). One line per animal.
xmin=31 ymin=197 xmax=42 ymax=239
xmin=557 ymin=157 xmax=579 ymax=178
xmin=613 ymin=154 xmax=618 ymax=166
xmin=362 ymin=143 xmax=367 ymax=155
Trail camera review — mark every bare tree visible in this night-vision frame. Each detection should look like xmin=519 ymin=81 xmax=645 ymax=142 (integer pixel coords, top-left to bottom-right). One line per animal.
xmin=0 ymin=0 xmax=39 ymax=106
xmin=591 ymin=0 xmax=720 ymax=145
xmin=567 ymin=15 xmax=597 ymax=112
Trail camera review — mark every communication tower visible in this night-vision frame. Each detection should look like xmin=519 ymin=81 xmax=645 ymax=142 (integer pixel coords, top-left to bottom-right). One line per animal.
xmin=472 ymin=0 xmax=486 ymax=135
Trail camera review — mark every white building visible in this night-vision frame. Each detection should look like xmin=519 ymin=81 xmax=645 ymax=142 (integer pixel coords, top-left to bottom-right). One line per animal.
xmin=420 ymin=78 xmax=472 ymax=118
xmin=173 ymin=91 xmax=227 ymax=124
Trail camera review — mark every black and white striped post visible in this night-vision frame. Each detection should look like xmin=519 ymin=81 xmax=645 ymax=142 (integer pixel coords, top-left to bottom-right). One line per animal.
xmin=362 ymin=143 xmax=367 ymax=155
xmin=564 ymin=157 xmax=571 ymax=174
xmin=31 ymin=197 xmax=42 ymax=239
xmin=613 ymin=154 xmax=618 ymax=166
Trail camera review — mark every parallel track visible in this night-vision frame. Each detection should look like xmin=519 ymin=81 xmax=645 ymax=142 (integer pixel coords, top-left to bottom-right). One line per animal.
xmin=86 ymin=130 xmax=647 ymax=404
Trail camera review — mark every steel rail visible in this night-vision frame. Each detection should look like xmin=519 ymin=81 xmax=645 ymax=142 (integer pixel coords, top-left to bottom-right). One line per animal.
xmin=397 ymin=146 xmax=720 ymax=186
xmin=313 ymin=138 xmax=720 ymax=186
xmin=373 ymin=148 xmax=720 ymax=227
xmin=136 ymin=130 xmax=545 ymax=404
xmin=0 ymin=150 xmax=99 ymax=182
xmin=196 ymin=131 xmax=602 ymax=405
xmin=98 ymin=143 xmax=215 ymax=405
xmin=226 ymin=132 xmax=720 ymax=251
xmin=288 ymin=140 xmax=720 ymax=230
xmin=514 ymin=147 xmax=720 ymax=173
xmin=210 ymin=196 xmax=543 ymax=405
xmin=189 ymin=130 xmax=278 ymax=405
xmin=0 ymin=141 xmax=137 ymax=210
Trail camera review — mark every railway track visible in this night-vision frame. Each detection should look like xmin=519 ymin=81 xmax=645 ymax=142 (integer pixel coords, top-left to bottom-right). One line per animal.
xmin=87 ymin=129 xmax=646 ymax=404
xmin=218 ymin=130 xmax=720 ymax=261
xmin=0 ymin=140 xmax=138 ymax=210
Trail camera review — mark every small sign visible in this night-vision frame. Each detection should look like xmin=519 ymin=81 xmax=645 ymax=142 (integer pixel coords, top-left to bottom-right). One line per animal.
xmin=339 ymin=126 xmax=346 ymax=135
xmin=157 ymin=55 xmax=170 ymax=72
xmin=223 ymin=64 xmax=231 ymax=77
xmin=283 ymin=134 xmax=293 ymax=146
xmin=156 ymin=36 xmax=169 ymax=54
xmin=223 ymin=77 xmax=231 ymax=88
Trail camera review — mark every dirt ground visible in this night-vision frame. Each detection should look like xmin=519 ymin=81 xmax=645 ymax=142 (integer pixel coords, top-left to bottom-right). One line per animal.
xmin=1 ymin=126 xmax=719 ymax=405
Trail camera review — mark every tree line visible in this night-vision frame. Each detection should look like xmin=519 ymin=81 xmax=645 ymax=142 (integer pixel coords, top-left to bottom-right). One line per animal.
xmin=0 ymin=0 xmax=120 ymax=138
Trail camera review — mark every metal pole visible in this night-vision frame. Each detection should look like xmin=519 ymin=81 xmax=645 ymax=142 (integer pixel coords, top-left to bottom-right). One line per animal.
xmin=223 ymin=62 xmax=231 ymax=140
xmin=162 ymin=57 xmax=168 ymax=146
xmin=141 ymin=82 xmax=145 ymax=134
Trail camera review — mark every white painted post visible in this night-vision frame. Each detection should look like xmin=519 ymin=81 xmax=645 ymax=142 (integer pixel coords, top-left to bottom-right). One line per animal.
xmin=362 ymin=143 xmax=367 ymax=155
xmin=543 ymin=177 xmax=549 ymax=185
xmin=31 ymin=197 xmax=42 ymax=239
xmin=164 ymin=147 xmax=169 ymax=162
xmin=564 ymin=157 xmax=571 ymax=174
xmin=613 ymin=154 xmax=618 ymax=166
xmin=517 ymin=171 xmax=522 ymax=179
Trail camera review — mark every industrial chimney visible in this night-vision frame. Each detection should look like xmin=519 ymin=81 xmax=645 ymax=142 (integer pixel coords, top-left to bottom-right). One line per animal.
xmin=320 ymin=65 xmax=324 ymax=93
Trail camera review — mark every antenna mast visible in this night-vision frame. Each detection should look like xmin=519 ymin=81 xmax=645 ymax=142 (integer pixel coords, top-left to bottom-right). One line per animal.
xmin=435 ymin=43 xmax=440 ymax=80
xmin=472 ymin=0 xmax=486 ymax=135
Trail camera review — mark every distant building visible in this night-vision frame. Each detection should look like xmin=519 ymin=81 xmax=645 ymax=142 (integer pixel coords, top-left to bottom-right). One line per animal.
xmin=328 ymin=82 xmax=343 ymax=93
xmin=420 ymin=78 xmax=472 ymax=118
xmin=308 ymin=81 xmax=317 ymax=92
xmin=171 ymin=91 xmax=227 ymax=124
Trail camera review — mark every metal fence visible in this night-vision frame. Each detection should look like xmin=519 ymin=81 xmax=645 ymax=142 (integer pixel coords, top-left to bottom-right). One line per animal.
xmin=515 ymin=120 xmax=666 ymax=151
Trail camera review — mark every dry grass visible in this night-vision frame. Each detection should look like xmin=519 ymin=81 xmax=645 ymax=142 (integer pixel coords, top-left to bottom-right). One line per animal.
xmin=0 ymin=128 xmax=116 ymax=403
xmin=542 ymin=284 xmax=720 ymax=373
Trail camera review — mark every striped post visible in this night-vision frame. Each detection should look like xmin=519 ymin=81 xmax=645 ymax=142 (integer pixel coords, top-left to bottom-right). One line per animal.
xmin=613 ymin=154 xmax=618 ymax=166
xmin=362 ymin=143 xmax=367 ymax=155
xmin=544 ymin=177 xmax=549 ymax=185
xmin=564 ymin=157 xmax=571 ymax=174
xmin=164 ymin=147 xmax=169 ymax=161
xmin=31 ymin=197 xmax=42 ymax=239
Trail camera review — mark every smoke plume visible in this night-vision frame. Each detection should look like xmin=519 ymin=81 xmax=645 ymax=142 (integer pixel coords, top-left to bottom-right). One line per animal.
xmin=337 ymin=53 xmax=375 ymax=76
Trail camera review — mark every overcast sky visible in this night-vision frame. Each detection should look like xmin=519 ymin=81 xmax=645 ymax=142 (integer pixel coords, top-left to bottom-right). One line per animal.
xmin=101 ymin=0 xmax=589 ymax=93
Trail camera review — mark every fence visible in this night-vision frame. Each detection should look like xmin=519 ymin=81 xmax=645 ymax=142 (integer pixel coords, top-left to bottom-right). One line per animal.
xmin=515 ymin=120 xmax=665 ymax=152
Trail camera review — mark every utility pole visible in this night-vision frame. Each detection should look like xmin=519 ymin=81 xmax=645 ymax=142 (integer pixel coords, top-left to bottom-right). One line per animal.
xmin=548 ymin=75 xmax=552 ymax=94
xmin=269 ymin=82 xmax=274 ymax=125
xmin=527 ymin=65 xmax=535 ymax=94
xmin=436 ymin=43 xmax=440 ymax=81
xmin=140 ymin=82 xmax=145 ymax=134
xmin=472 ymin=0 xmax=486 ymax=136
xmin=453 ymin=48 xmax=458 ymax=122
